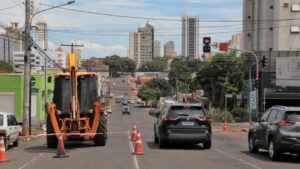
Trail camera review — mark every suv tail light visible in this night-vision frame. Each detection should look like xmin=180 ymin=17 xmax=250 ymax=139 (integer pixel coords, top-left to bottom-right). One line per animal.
xmin=279 ymin=120 xmax=295 ymax=126
xmin=198 ymin=116 xmax=211 ymax=123
xmin=164 ymin=115 xmax=178 ymax=121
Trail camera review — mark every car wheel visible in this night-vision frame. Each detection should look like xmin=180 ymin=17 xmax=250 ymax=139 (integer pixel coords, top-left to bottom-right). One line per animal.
xmin=4 ymin=137 xmax=9 ymax=151
xmin=158 ymin=134 xmax=167 ymax=148
xmin=13 ymin=136 xmax=20 ymax=147
xmin=203 ymin=139 xmax=212 ymax=149
xmin=248 ymin=134 xmax=259 ymax=153
xmin=154 ymin=129 xmax=159 ymax=144
xmin=268 ymin=139 xmax=280 ymax=161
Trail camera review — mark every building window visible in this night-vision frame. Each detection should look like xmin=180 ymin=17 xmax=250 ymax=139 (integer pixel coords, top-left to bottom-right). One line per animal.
xmin=269 ymin=48 xmax=273 ymax=51
xmin=291 ymin=26 xmax=300 ymax=33
xmin=291 ymin=4 xmax=300 ymax=11
xmin=269 ymin=27 xmax=273 ymax=31
xmin=270 ymin=5 xmax=273 ymax=9
xmin=247 ymin=15 xmax=251 ymax=19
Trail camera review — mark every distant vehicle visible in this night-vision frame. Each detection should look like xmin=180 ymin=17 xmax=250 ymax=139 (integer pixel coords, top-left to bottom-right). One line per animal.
xmin=128 ymin=99 xmax=135 ymax=104
xmin=109 ymin=93 xmax=114 ymax=98
xmin=122 ymin=106 xmax=130 ymax=115
xmin=248 ymin=105 xmax=300 ymax=160
xmin=137 ymin=98 xmax=142 ymax=104
xmin=112 ymin=83 xmax=116 ymax=86
xmin=149 ymin=104 xmax=212 ymax=149
xmin=122 ymin=99 xmax=128 ymax=105
xmin=0 ymin=112 xmax=22 ymax=150
xmin=105 ymin=106 xmax=112 ymax=114
xmin=115 ymin=97 xmax=121 ymax=103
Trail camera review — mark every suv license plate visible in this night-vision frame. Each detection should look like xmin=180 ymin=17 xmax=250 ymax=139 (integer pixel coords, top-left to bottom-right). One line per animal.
xmin=182 ymin=122 xmax=194 ymax=126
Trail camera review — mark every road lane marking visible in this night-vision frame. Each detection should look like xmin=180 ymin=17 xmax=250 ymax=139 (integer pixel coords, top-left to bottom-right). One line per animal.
xmin=128 ymin=132 xmax=140 ymax=169
xmin=213 ymin=148 xmax=263 ymax=169
xmin=18 ymin=153 xmax=44 ymax=169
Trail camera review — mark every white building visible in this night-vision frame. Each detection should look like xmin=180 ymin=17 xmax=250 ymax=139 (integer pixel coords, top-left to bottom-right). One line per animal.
xmin=55 ymin=47 xmax=67 ymax=68
xmin=229 ymin=33 xmax=243 ymax=57
xmin=35 ymin=22 xmax=48 ymax=50
xmin=182 ymin=13 xmax=200 ymax=60
xmin=243 ymin=0 xmax=300 ymax=51
xmin=129 ymin=22 xmax=154 ymax=68
xmin=154 ymin=40 xmax=161 ymax=57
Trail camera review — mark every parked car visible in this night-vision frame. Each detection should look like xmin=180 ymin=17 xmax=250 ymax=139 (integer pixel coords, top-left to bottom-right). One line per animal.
xmin=115 ymin=97 xmax=121 ymax=103
xmin=128 ymin=99 xmax=135 ymax=104
xmin=149 ymin=103 xmax=212 ymax=149
xmin=105 ymin=106 xmax=112 ymax=114
xmin=0 ymin=112 xmax=22 ymax=150
xmin=122 ymin=99 xmax=128 ymax=105
xmin=248 ymin=105 xmax=300 ymax=160
xmin=122 ymin=106 xmax=130 ymax=115
xmin=137 ymin=98 xmax=142 ymax=104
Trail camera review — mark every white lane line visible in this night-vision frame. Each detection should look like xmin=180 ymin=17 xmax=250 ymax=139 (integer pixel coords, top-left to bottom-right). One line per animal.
xmin=213 ymin=148 xmax=263 ymax=169
xmin=128 ymin=132 xmax=140 ymax=169
xmin=18 ymin=153 xmax=44 ymax=169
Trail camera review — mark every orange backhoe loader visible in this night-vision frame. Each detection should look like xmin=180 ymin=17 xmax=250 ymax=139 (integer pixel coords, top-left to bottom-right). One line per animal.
xmin=46 ymin=52 xmax=107 ymax=148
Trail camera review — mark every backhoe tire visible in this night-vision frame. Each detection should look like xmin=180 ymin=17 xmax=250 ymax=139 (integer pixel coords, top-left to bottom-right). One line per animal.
xmin=94 ymin=113 xmax=107 ymax=146
xmin=46 ymin=114 xmax=58 ymax=148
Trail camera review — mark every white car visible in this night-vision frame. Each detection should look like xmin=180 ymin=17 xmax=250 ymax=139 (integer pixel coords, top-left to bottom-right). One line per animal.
xmin=0 ymin=112 xmax=22 ymax=150
xmin=105 ymin=106 xmax=112 ymax=114
xmin=128 ymin=100 xmax=135 ymax=104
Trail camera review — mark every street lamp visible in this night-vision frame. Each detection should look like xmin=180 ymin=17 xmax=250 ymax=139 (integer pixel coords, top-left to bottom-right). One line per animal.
xmin=23 ymin=0 xmax=75 ymax=136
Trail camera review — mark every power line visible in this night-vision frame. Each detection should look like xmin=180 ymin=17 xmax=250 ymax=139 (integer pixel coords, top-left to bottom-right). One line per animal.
xmin=0 ymin=4 xmax=20 ymax=10
xmin=40 ymin=3 xmax=300 ymax=23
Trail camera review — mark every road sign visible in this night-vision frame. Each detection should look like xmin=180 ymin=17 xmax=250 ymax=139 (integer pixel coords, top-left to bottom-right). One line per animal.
xmin=211 ymin=42 xmax=218 ymax=49
xmin=219 ymin=42 xmax=229 ymax=52
xmin=226 ymin=94 xmax=233 ymax=98
xmin=30 ymin=76 xmax=36 ymax=86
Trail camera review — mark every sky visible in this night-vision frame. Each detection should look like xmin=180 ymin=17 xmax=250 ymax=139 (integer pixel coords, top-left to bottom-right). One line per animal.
xmin=0 ymin=0 xmax=242 ymax=59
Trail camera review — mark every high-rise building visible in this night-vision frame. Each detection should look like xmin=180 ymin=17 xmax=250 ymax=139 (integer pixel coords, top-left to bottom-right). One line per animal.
xmin=182 ymin=13 xmax=199 ymax=60
xmin=35 ymin=22 xmax=48 ymax=49
xmin=154 ymin=40 xmax=161 ymax=57
xmin=55 ymin=47 xmax=67 ymax=68
xmin=243 ymin=0 xmax=300 ymax=51
xmin=229 ymin=33 xmax=243 ymax=57
xmin=129 ymin=22 xmax=154 ymax=67
xmin=164 ymin=41 xmax=175 ymax=57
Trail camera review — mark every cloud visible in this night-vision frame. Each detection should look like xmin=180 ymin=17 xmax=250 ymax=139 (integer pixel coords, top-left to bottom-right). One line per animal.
xmin=73 ymin=40 xmax=127 ymax=58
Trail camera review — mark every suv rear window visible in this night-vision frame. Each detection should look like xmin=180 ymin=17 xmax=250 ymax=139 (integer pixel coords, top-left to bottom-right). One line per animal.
xmin=0 ymin=115 xmax=3 ymax=126
xmin=169 ymin=106 xmax=206 ymax=116
xmin=285 ymin=111 xmax=300 ymax=122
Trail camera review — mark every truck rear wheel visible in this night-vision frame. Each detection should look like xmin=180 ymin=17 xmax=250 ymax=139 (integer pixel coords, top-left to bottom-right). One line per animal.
xmin=94 ymin=113 xmax=107 ymax=146
xmin=46 ymin=114 xmax=58 ymax=148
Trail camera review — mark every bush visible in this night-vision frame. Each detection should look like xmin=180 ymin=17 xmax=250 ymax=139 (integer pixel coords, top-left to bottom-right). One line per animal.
xmin=209 ymin=108 xmax=234 ymax=123
xmin=231 ymin=107 xmax=249 ymax=122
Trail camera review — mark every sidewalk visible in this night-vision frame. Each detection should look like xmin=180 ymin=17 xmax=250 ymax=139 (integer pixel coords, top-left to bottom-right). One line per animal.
xmin=212 ymin=122 xmax=250 ymax=133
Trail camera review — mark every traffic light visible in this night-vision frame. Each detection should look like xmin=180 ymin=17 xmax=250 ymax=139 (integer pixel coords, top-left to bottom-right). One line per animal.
xmin=255 ymin=79 xmax=260 ymax=89
xmin=262 ymin=56 xmax=268 ymax=68
xmin=203 ymin=37 xmax=211 ymax=53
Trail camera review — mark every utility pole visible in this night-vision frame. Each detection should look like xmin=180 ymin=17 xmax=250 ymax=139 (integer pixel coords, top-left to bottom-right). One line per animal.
xmin=22 ymin=0 xmax=31 ymax=136
xmin=61 ymin=43 xmax=84 ymax=53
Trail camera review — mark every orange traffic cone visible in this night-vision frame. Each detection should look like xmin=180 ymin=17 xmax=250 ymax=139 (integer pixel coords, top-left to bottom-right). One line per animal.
xmin=53 ymin=135 xmax=69 ymax=158
xmin=130 ymin=123 xmax=138 ymax=141
xmin=223 ymin=122 xmax=229 ymax=132
xmin=0 ymin=136 xmax=8 ymax=162
xmin=132 ymin=132 xmax=144 ymax=155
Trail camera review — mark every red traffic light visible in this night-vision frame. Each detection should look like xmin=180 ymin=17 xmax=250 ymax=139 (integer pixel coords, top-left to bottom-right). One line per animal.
xmin=203 ymin=37 xmax=211 ymax=44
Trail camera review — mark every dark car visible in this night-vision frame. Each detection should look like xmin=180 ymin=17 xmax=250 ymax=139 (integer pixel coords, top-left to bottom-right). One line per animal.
xmin=149 ymin=103 xmax=212 ymax=149
xmin=248 ymin=106 xmax=300 ymax=160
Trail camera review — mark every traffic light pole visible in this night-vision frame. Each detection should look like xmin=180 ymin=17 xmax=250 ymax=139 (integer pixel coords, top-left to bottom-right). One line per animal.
xmin=228 ymin=47 xmax=259 ymax=80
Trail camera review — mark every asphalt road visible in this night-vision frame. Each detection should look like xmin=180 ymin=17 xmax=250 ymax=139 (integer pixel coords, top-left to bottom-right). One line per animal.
xmin=2 ymin=75 xmax=300 ymax=169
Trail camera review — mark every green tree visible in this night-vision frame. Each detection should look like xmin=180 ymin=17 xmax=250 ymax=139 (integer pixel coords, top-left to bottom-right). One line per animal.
xmin=139 ymin=59 xmax=167 ymax=72
xmin=0 ymin=60 xmax=13 ymax=71
xmin=104 ymin=55 xmax=136 ymax=75
xmin=196 ymin=53 xmax=246 ymax=109
xmin=168 ymin=58 xmax=192 ymax=93
xmin=137 ymin=85 xmax=161 ymax=107
xmin=145 ymin=78 xmax=172 ymax=97
xmin=121 ymin=58 xmax=136 ymax=72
